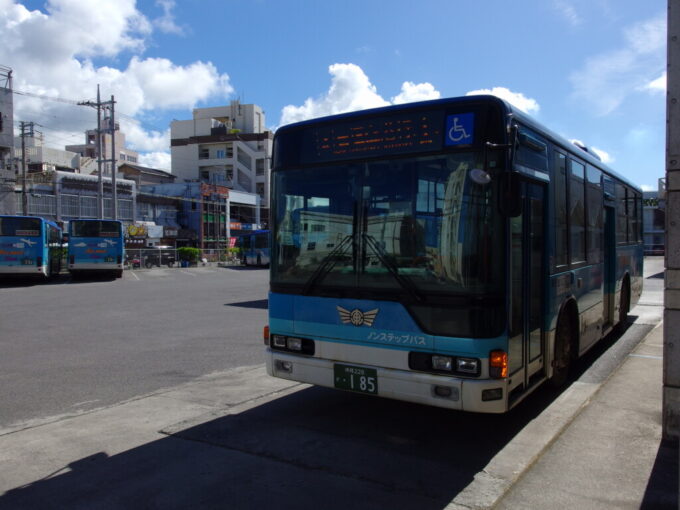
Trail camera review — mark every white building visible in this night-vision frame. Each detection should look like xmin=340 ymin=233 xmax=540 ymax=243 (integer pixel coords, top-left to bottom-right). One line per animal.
xmin=170 ymin=100 xmax=272 ymax=224
xmin=66 ymin=115 xmax=139 ymax=175
xmin=0 ymin=66 xmax=15 ymax=214
xmin=14 ymin=134 xmax=86 ymax=173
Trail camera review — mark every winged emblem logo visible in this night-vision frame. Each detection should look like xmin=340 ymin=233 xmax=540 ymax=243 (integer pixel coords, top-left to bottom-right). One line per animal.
xmin=337 ymin=306 xmax=379 ymax=327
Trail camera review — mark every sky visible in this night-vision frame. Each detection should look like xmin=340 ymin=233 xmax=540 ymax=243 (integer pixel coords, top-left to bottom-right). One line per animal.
xmin=0 ymin=0 xmax=667 ymax=191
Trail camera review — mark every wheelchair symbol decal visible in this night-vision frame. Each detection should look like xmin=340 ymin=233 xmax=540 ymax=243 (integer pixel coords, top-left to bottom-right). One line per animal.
xmin=445 ymin=113 xmax=474 ymax=146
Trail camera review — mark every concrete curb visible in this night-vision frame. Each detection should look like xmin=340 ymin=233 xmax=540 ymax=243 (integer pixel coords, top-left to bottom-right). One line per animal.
xmin=446 ymin=321 xmax=663 ymax=510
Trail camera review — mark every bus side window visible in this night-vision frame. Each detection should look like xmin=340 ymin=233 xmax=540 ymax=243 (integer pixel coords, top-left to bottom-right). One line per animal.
xmin=616 ymin=183 xmax=628 ymax=245
xmin=554 ymin=152 xmax=569 ymax=269
xmin=569 ymin=159 xmax=586 ymax=265
xmin=586 ymin=165 xmax=603 ymax=264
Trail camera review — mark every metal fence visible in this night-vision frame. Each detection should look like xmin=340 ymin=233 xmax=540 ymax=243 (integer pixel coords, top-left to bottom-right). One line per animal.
xmin=124 ymin=249 xmax=241 ymax=269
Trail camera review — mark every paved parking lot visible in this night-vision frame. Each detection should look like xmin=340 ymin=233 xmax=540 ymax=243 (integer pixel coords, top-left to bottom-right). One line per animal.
xmin=0 ymin=266 xmax=269 ymax=429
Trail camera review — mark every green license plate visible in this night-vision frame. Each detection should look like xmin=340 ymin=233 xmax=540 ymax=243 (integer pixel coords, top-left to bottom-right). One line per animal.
xmin=334 ymin=363 xmax=378 ymax=395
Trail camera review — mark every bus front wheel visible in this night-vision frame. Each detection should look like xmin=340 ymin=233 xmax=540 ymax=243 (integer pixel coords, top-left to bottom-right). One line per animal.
xmin=550 ymin=312 xmax=574 ymax=388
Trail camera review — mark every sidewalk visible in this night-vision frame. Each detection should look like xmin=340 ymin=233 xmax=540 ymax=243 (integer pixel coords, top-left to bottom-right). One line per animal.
xmin=495 ymin=322 xmax=678 ymax=509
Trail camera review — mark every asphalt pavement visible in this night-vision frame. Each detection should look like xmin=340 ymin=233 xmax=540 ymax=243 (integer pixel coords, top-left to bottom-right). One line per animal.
xmin=0 ymin=258 xmax=676 ymax=509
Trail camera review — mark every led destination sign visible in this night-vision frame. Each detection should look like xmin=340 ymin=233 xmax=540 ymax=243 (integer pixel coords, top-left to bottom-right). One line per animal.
xmin=300 ymin=110 xmax=446 ymax=164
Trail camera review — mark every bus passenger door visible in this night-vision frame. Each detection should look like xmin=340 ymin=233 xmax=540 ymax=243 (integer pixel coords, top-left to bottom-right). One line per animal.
xmin=508 ymin=181 xmax=546 ymax=403
xmin=603 ymin=206 xmax=616 ymax=327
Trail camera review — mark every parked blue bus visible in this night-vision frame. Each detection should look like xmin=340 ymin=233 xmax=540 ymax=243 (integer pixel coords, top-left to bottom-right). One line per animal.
xmin=265 ymin=95 xmax=643 ymax=413
xmin=68 ymin=219 xmax=124 ymax=278
xmin=0 ymin=215 xmax=63 ymax=279
xmin=239 ymin=230 xmax=270 ymax=267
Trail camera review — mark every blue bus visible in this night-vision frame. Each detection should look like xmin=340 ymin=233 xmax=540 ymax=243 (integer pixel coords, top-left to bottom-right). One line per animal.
xmin=0 ymin=215 xmax=63 ymax=279
xmin=68 ymin=219 xmax=124 ymax=278
xmin=265 ymin=95 xmax=643 ymax=413
xmin=239 ymin=230 xmax=270 ymax=267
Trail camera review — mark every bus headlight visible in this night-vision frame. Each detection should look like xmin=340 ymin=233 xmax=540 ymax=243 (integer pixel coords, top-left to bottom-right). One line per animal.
xmin=286 ymin=337 xmax=303 ymax=351
xmin=456 ymin=357 xmax=479 ymax=374
xmin=432 ymin=355 xmax=453 ymax=371
xmin=272 ymin=335 xmax=287 ymax=348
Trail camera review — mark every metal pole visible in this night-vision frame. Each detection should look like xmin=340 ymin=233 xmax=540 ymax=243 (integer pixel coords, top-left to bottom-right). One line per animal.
xmin=664 ymin=0 xmax=680 ymax=441
xmin=20 ymin=121 xmax=27 ymax=215
xmin=110 ymin=95 xmax=117 ymax=220
xmin=97 ymin=85 xmax=103 ymax=219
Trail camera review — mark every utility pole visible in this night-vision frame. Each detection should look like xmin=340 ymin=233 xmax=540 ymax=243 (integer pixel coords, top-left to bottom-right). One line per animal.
xmin=110 ymin=95 xmax=117 ymax=220
xmin=665 ymin=0 xmax=680 ymax=441
xmin=79 ymin=87 xmax=115 ymax=219
xmin=19 ymin=120 xmax=34 ymax=216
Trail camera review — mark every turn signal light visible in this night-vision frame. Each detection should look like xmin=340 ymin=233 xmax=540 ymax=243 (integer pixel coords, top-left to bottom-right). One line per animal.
xmin=263 ymin=325 xmax=270 ymax=345
xmin=489 ymin=350 xmax=508 ymax=379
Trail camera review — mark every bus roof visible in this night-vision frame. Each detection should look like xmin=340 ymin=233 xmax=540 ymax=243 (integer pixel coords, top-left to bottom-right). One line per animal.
xmin=0 ymin=215 xmax=62 ymax=230
xmin=275 ymin=95 xmax=640 ymax=192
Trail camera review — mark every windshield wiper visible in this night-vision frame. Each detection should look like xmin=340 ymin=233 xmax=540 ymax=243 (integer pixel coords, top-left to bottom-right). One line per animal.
xmin=362 ymin=233 xmax=424 ymax=303
xmin=302 ymin=234 xmax=354 ymax=295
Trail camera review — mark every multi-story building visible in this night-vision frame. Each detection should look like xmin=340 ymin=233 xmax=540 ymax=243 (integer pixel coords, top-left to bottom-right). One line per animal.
xmin=18 ymin=170 xmax=135 ymax=225
xmin=14 ymin=133 xmax=83 ymax=173
xmin=170 ymin=100 xmax=272 ymax=226
xmin=0 ymin=65 xmax=15 ymax=215
xmin=643 ymin=188 xmax=666 ymax=255
xmin=66 ymin=115 xmax=139 ymax=175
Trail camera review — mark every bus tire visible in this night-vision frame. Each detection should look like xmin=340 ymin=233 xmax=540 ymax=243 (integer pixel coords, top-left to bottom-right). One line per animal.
xmin=617 ymin=277 xmax=630 ymax=331
xmin=550 ymin=310 xmax=575 ymax=388
xmin=115 ymin=270 xmax=123 ymax=278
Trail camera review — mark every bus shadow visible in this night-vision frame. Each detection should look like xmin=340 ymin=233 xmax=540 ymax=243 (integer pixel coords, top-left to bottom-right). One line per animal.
xmin=0 ymin=323 xmax=642 ymax=509
xmin=223 ymin=265 xmax=267 ymax=271
xmin=0 ymin=274 xmax=67 ymax=288
xmin=0 ymin=384 xmax=559 ymax=509
xmin=224 ymin=299 xmax=268 ymax=309
xmin=67 ymin=273 xmax=119 ymax=284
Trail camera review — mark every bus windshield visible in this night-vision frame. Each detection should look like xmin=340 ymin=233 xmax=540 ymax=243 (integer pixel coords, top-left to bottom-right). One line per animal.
xmin=0 ymin=217 xmax=41 ymax=236
xmin=272 ymin=152 xmax=504 ymax=300
xmin=71 ymin=220 xmax=122 ymax=238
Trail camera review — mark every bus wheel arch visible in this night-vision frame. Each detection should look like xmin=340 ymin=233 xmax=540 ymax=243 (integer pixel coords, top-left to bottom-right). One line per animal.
xmin=550 ymin=299 xmax=579 ymax=388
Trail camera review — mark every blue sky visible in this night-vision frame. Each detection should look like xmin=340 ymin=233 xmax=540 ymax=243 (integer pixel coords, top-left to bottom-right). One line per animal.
xmin=1 ymin=0 xmax=667 ymax=190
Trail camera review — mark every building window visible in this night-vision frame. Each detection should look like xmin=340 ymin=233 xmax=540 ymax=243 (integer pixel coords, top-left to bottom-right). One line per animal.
xmin=61 ymin=194 xmax=80 ymax=217
xmin=216 ymin=149 xmax=225 ymax=159
xmin=199 ymin=147 xmax=209 ymax=159
xmin=81 ymin=196 xmax=97 ymax=218
xmin=118 ymin=199 xmax=133 ymax=220
xmin=28 ymin=194 xmax=56 ymax=215
xmin=256 ymin=159 xmax=265 ymax=175
xmin=256 ymin=182 xmax=265 ymax=197
xmin=120 ymin=153 xmax=126 ymax=161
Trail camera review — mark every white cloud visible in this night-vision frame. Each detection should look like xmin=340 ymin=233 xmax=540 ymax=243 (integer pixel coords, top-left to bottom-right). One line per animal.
xmin=465 ymin=87 xmax=540 ymax=115
xmin=138 ymin=151 xmax=171 ymax=170
xmin=391 ymin=82 xmax=440 ymax=104
xmin=0 ymin=0 xmax=232 ymax=164
xmin=552 ymin=0 xmax=582 ymax=26
xmin=153 ymin=0 xmax=183 ymax=35
xmin=644 ymin=72 xmax=666 ymax=93
xmin=570 ymin=14 xmax=666 ymax=115
xmin=279 ymin=63 xmax=441 ymax=126
xmin=641 ymin=184 xmax=655 ymax=192
xmin=591 ymin=147 xmax=613 ymax=164
xmin=121 ymin=119 xmax=169 ymax=153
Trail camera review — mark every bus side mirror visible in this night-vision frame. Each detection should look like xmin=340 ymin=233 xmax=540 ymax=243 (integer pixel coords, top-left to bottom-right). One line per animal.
xmin=499 ymin=172 xmax=522 ymax=217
